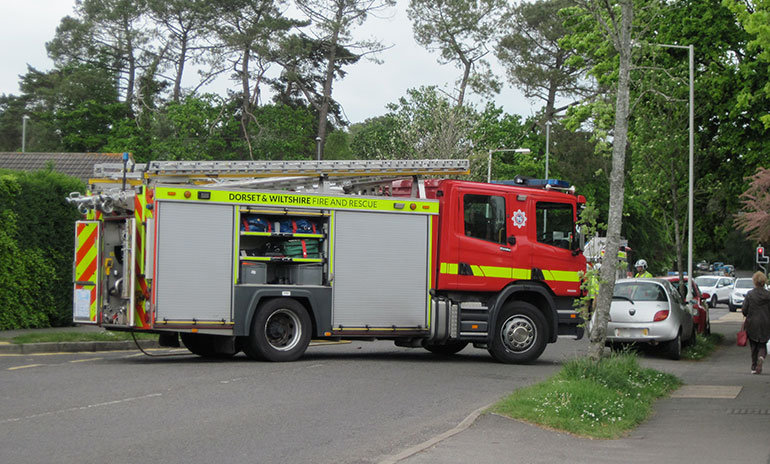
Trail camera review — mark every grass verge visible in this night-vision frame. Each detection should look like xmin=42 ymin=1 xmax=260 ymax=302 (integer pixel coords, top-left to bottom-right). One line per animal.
xmin=490 ymin=353 xmax=681 ymax=439
xmin=681 ymin=333 xmax=724 ymax=360
xmin=10 ymin=331 xmax=158 ymax=344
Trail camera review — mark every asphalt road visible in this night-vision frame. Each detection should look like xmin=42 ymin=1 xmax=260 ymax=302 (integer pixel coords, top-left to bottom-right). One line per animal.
xmin=1 ymin=336 xmax=589 ymax=464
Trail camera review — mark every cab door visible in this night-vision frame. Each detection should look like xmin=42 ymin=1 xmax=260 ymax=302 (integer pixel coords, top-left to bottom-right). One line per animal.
xmin=453 ymin=188 xmax=513 ymax=291
xmin=527 ymin=197 xmax=582 ymax=298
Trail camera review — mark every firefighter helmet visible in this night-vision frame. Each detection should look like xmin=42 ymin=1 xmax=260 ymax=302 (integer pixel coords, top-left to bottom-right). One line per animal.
xmin=634 ymin=259 xmax=647 ymax=270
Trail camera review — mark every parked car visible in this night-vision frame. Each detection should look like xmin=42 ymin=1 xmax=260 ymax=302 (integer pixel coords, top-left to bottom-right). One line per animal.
xmin=600 ymin=278 xmax=696 ymax=360
xmin=694 ymin=275 xmax=734 ymax=308
xmin=696 ymin=260 xmax=710 ymax=271
xmin=661 ymin=275 xmax=711 ymax=335
xmin=719 ymin=264 xmax=736 ymax=277
xmin=728 ymin=278 xmax=754 ymax=312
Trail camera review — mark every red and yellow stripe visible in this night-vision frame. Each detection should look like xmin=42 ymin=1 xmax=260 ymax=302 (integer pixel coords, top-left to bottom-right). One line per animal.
xmin=74 ymin=222 xmax=100 ymax=323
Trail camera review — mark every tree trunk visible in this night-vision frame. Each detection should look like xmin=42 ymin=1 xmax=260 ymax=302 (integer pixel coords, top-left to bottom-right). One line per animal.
xmin=457 ymin=59 xmax=471 ymax=108
xmin=124 ymin=19 xmax=136 ymax=109
xmin=671 ymin=160 xmax=685 ymax=297
xmin=173 ymin=30 xmax=188 ymax=103
xmin=241 ymin=46 xmax=252 ymax=125
xmin=587 ymin=0 xmax=633 ymax=361
xmin=317 ymin=9 xmax=343 ymax=160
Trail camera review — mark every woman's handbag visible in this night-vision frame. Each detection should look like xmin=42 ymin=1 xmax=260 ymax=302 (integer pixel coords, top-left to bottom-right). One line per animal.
xmin=737 ymin=322 xmax=748 ymax=347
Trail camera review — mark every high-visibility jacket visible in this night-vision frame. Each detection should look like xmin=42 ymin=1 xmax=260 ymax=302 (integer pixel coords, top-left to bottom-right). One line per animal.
xmin=635 ymin=271 xmax=653 ymax=278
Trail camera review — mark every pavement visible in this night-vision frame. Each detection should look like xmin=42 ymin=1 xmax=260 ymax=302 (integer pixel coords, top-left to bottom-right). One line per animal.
xmin=381 ymin=310 xmax=770 ymax=464
xmin=2 ymin=313 xmax=769 ymax=463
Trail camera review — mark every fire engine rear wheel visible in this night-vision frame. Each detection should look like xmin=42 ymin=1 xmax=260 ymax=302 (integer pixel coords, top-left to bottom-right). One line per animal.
xmin=488 ymin=302 xmax=547 ymax=364
xmin=423 ymin=341 xmax=468 ymax=356
xmin=244 ymin=298 xmax=312 ymax=362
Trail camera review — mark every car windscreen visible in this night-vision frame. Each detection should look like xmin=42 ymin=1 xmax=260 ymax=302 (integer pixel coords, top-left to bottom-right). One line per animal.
xmin=614 ymin=282 xmax=668 ymax=302
xmin=695 ymin=276 xmax=718 ymax=287
xmin=735 ymin=279 xmax=753 ymax=289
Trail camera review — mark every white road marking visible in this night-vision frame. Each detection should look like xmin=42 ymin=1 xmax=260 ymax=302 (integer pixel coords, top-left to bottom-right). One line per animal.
xmin=0 ymin=393 xmax=163 ymax=424
xmin=7 ymin=364 xmax=43 ymax=371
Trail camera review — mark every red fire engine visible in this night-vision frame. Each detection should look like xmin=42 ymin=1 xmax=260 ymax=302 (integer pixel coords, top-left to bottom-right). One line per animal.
xmin=69 ymin=159 xmax=585 ymax=364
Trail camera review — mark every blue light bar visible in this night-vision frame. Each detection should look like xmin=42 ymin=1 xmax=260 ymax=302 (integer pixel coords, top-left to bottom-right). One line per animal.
xmin=491 ymin=176 xmax=571 ymax=189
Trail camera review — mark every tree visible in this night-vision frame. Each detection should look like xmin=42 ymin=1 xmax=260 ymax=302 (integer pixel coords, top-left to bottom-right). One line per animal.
xmin=497 ymin=0 xmax=588 ymax=121
xmin=564 ymin=0 xmax=636 ymax=361
xmin=349 ymin=114 xmax=411 ymax=159
xmin=736 ymin=167 xmax=770 ymax=243
xmin=148 ymin=0 xmax=216 ymax=102
xmin=293 ymin=0 xmax=395 ymax=156
xmin=386 ymin=86 xmax=478 ymax=160
xmin=46 ymin=0 xmax=153 ymax=109
xmin=211 ymin=0 xmax=303 ymax=158
xmin=408 ymin=0 xmax=504 ymax=107
xmin=724 ymin=0 xmax=770 ymax=128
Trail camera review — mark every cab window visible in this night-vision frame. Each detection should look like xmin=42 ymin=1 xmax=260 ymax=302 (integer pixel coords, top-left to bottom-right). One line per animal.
xmin=536 ymin=202 xmax=574 ymax=250
xmin=464 ymin=194 xmax=506 ymax=245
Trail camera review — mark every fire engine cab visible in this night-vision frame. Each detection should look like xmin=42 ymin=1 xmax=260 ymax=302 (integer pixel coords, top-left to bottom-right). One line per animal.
xmin=69 ymin=158 xmax=585 ymax=364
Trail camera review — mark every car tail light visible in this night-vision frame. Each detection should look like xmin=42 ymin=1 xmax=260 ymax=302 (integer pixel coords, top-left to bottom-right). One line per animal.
xmin=653 ymin=310 xmax=670 ymax=322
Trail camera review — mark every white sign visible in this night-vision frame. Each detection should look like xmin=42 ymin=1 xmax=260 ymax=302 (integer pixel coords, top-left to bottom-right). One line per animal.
xmin=74 ymin=289 xmax=92 ymax=320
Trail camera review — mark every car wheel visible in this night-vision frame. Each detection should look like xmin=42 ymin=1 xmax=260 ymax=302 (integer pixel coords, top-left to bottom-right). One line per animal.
xmin=710 ymin=295 xmax=718 ymax=309
xmin=728 ymin=303 xmax=737 ymax=312
xmin=488 ymin=301 xmax=547 ymax=364
xmin=424 ymin=341 xmax=468 ymax=356
xmin=664 ymin=332 xmax=682 ymax=360
xmin=243 ymin=298 xmax=312 ymax=362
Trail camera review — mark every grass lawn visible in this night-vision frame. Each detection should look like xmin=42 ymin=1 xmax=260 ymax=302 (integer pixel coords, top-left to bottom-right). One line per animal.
xmin=489 ymin=353 xmax=681 ymax=439
xmin=10 ymin=331 xmax=158 ymax=344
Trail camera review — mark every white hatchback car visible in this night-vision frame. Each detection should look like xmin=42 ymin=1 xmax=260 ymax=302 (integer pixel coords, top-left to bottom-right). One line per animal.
xmin=728 ymin=278 xmax=754 ymax=312
xmin=694 ymin=275 xmax=734 ymax=308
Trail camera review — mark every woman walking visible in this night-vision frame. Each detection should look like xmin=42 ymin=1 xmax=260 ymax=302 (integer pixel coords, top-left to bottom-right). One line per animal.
xmin=742 ymin=272 xmax=770 ymax=374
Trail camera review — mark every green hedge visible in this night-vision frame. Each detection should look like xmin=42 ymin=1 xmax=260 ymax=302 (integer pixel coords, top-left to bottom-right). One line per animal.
xmin=0 ymin=169 xmax=84 ymax=329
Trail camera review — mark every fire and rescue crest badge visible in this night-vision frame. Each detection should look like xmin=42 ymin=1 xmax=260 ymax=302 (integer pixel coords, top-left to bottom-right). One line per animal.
xmin=512 ymin=209 xmax=527 ymax=228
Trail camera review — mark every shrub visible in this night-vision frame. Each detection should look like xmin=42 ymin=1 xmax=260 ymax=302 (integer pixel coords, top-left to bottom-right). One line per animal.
xmin=0 ymin=169 xmax=84 ymax=328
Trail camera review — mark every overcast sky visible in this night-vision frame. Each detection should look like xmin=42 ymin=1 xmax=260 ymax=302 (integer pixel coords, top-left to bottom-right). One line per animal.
xmin=0 ymin=0 xmax=538 ymax=124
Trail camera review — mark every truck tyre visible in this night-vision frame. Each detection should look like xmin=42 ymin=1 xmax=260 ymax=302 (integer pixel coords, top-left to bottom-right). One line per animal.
xmin=244 ymin=298 xmax=312 ymax=362
xmin=423 ymin=341 xmax=468 ymax=356
xmin=488 ymin=302 xmax=547 ymax=364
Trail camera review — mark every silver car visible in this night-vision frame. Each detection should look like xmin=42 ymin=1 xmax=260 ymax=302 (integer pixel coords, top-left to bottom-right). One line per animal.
xmin=604 ymin=278 xmax=696 ymax=360
xmin=728 ymin=278 xmax=754 ymax=312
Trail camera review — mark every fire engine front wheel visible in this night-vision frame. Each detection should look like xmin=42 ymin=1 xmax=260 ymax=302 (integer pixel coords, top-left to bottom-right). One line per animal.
xmin=488 ymin=302 xmax=547 ymax=364
xmin=244 ymin=298 xmax=312 ymax=362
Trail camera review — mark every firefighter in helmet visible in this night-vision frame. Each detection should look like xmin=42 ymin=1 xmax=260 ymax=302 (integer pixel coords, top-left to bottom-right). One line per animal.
xmin=634 ymin=259 xmax=652 ymax=278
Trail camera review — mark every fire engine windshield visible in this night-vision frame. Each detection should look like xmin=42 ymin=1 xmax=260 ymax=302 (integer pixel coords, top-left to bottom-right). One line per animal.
xmin=463 ymin=194 xmax=506 ymax=245
xmin=536 ymin=202 xmax=574 ymax=250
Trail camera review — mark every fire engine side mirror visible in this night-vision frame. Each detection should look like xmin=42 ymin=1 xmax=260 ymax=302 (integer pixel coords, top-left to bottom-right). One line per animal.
xmin=507 ymin=236 xmax=516 ymax=246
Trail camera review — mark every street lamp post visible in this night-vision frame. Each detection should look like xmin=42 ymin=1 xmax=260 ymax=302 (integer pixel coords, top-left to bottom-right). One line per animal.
xmin=640 ymin=42 xmax=694 ymax=299
xmin=545 ymin=121 xmax=551 ymax=179
xmin=487 ymin=147 xmax=531 ymax=183
xmin=22 ymin=115 xmax=30 ymax=153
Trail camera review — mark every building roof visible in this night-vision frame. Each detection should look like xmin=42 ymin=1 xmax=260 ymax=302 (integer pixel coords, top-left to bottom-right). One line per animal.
xmin=0 ymin=152 xmax=126 ymax=184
